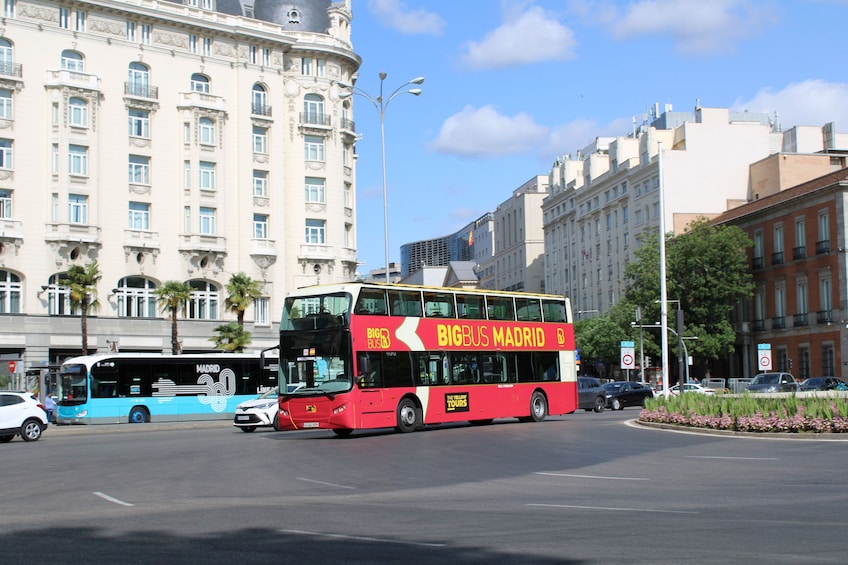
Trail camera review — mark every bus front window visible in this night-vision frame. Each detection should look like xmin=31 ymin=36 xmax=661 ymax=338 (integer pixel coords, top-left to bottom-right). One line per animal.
xmin=58 ymin=364 xmax=88 ymax=404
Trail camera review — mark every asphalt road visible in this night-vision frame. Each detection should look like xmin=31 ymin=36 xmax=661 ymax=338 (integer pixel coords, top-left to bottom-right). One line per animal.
xmin=2 ymin=409 xmax=847 ymax=564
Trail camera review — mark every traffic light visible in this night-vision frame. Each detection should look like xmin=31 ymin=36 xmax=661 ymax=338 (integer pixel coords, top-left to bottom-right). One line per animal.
xmin=645 ymin=356 xmax=651 ymax=368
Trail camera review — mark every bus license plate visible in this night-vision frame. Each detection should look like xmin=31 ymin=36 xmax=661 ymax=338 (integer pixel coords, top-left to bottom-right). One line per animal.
xmin=303 ymin=422 xmax=319 ymax=428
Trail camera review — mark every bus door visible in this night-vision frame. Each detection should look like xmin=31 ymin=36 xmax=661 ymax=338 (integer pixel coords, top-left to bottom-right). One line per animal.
xmin=356 ymin=353 xmax=385 ymax=414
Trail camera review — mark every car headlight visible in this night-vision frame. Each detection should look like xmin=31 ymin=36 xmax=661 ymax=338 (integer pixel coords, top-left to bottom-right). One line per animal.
xmin=253 ymin=401 xmax=277 ymax=410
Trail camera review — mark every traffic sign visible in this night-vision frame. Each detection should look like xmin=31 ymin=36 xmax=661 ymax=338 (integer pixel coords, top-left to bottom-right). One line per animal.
xmin=757 ymin=343 xmax=772 ymax=371
xmin=8 ymin=360 xmax=16 ymax=373
xmin=620 ymin=341 xmax=635 ymax=370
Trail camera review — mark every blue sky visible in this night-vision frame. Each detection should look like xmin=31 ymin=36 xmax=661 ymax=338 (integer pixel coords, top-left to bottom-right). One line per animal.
xmin=348 ymin=0 xmax=848 ymax=274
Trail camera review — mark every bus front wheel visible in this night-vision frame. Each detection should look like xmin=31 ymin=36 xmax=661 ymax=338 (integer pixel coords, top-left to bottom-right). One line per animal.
xmin=129 ymin=406 xmax=149 ymax=424
xmin=396 ymin=398 xmax=421 ymax=433
xmin=529 ymin=391 xmax=548 ymax=422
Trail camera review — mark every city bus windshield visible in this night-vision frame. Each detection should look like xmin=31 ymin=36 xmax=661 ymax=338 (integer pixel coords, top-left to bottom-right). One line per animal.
xmin=58 ymin=364 xmax=88 ymax=404
xmin=280 ymin=329 xmax=353 ymax=396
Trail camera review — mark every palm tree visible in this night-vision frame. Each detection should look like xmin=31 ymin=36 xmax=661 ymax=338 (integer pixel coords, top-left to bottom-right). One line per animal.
xmin=61 ymin=261 xmax=102 ymax=355
xmin=225 ymin=272 xmax=263 ymax=328
xmin=210 ymin=322 xmax=251 ymax=352
xmin=155 ymin=281 xmax=192 ymax=354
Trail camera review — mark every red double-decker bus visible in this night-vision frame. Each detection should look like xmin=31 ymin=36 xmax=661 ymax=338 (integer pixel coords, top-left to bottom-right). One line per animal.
xmin=274 ymin=282 xmax=577 ymax=436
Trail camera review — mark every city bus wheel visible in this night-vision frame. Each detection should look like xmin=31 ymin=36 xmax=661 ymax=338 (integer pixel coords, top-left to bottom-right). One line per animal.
xmin=333 ymin=428 xmax=353 ymax=438
xmin=529 ymin=391 xmax=548 ymax=422
xmin=128 ymin=406 xmax=149 ymax=424
xmin=396 ymin=398 xmax=420 ymax=433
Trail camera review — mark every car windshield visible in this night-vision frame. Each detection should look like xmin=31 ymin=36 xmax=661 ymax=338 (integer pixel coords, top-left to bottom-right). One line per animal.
xmin=603 ymin=382 xmax=624 ymax=391
xmin=259 ymin=387 xmax=278 ymax=399
xmin=753 ymin=374 xmax=779 ymax=385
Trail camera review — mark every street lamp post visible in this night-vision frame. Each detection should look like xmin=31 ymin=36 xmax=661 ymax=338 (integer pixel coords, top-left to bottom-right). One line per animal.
xmin=348 ymin=72 xmax=424 ymax=283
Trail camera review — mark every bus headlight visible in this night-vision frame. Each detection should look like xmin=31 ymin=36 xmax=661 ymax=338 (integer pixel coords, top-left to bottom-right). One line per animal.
xmin=333 ymin=404 xmax=348 ymax=415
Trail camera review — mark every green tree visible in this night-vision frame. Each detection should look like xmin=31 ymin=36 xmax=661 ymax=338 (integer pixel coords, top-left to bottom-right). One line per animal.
xmin=155 ymin=281 xmax=193 ymax=354
xmin=61 ymin=261 xmax=102 ymax=355
xmin=574 ymin=314 xmax=630 ymax=378
xmin=225 ymin=272 xmax=263 ymax=328
xmin=624 ymin=217 xmax=754 ymax=372
xmin=210 ymin=321 xmax=251 ymax=352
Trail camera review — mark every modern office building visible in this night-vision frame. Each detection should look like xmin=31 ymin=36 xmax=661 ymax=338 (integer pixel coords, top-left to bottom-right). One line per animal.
xmin=400 ymin=213 xmax=491 ymax=277
xmin=0 ymin=0 xmax=360 ymax=370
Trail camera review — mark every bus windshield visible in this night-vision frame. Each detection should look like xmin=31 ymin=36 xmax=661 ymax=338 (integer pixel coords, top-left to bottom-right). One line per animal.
xmin=280 ymin=328 xmax=353 ymax=396
xmin=58 ymin=363 xmax=88 ymax=404
xmin=282 ymin=292 xmax=351 ymax=331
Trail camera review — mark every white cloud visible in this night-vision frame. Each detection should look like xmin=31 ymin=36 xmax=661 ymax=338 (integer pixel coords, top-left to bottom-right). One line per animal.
xmin=460 ymin=3 xmax=576 ymax=70
xmin=732 ymin=80 xmax=848 ymax=129
xmin=590 ymin=0 xmax=777 ymax=56
xmin=367 ymin=0 xmax=446 ymax=35
xmin=428 ymin=105 xmax=550 ymax=157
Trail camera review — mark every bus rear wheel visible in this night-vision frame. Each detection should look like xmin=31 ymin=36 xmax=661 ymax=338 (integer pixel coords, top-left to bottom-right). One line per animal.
xmin=396 ymin=398 xmax=421 ymax=433
xmin=529 ymin=391 xmax=548 ymax=422
xmin=129 ymin=406 xmax=149 ymax=424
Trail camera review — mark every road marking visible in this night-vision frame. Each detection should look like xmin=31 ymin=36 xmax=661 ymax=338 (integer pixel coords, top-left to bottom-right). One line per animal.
xmin=92 ymin=491 xmax=134 ymax=507
xmin=296 ymin=477 xmax=356 ymax=489
xmin=280 ymin=529 xmax=446 ymax=547
xmin=536 ymin=472 xmax=649 ymax=481
xmin=529 ymin=503 xmax=699 ymax=514
xmin=685 ymin=455 xmax=779 ymax=461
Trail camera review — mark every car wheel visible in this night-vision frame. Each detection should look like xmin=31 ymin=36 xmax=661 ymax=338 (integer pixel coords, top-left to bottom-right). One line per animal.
xmin=593 ymin=396 xmax=605 ymax=413
xmin=333 ymin=428 xmax=353 ymax=437
xmin=529 ymin=391 xmax=548 ymax=422
xmin=612 ymin=397 xmax=623 ymax=411
xmin=0 ymin=434 xmax=14 ymax=443
xmin=395 ymin=398 xmax=421 ymax=433
xmin=21 ymin=419 xmax=43 ymax=442
xmin=240 ymin=426 xmax=257 ymax=433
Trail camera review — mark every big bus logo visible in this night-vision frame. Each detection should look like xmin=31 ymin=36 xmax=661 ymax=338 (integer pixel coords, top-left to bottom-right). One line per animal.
xmin=557 ymin=328 xmax=566 ymax=347
xmin=366 ymin=327 xmax=391 ymax=349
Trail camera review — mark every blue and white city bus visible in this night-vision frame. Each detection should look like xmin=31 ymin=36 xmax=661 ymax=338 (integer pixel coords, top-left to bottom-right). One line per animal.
xmin=56 ymin=351 xmax=278 ymax=424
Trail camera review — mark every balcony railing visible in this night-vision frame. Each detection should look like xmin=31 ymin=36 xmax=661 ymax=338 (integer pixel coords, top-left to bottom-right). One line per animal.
xmin=340 ymin=117 xmax=356 ymax=132
xmin=251 ymin=103 xmax=272 ymax=117
xmin=752 ymin=319 xmax=765 ymax=332
xmin=771 ymin=316 xmax=786 ymax=330
xmin=793 ymin=313 xmax=808 ymax=327
xmin=771 ymin=251 xmax=784 ymax=265
xmin=0 ymin=61 xmax=22 ymax=78
xmin=792 ymin=246 xmax=806 ymax=260
xmin=816 ymin=240 xmax=831 ymax=255
xmin=816 ymin=310 xmax=833 ymax=324
xmin=124 ymin=82 xmax=159 ymax=99
xmin=300 ymin=112 xmax=331 ymax=127
xmin=751 ymin=256 xmax=764 ymax=270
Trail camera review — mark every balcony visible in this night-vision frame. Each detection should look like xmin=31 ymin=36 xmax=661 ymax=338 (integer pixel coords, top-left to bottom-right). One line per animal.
xmin=177 ymin=91 xmax=226 ymax=113
xmin=771 ymin=316 xmax=786 ymax=330
xmin=250 ymin=239 xmax=277 ymax=271
xmin=0 ymin=217 xmax=23 ymax=252
xmin=792 ymin=246 xmax=806 ymax=260
xmin=0 ymin=61 xmax=23 ymax=86
xmin=178 ymin=233 xmax=227 ymax=253
xmin=751 ymin=256 xmax=764 ymax=270
xmin=816 ymin=240 xmax=831 ymax=255
xmin=124 ymin=229 xmax=160 ymax=250
xmin=793 ymin=313 xmax=808 ymax=327
xmin=816 ymin=310 xmax=833 ymax=325
xmin=298 ymin=244 xmax=335 ymax=262
xmin=124 ymin=82 xmax=159 ymax=100
xmin=299 ymin=112 xmax=331 ymax=134
xmin=45 ymin=223 xmax=101 ymax=244
xmin=178 ymin=234 xmax=227 ymax=274
xmin=46 ymin=69 xmax=101 ymax=92
xmin=340 ymin=117 xmax=356 ymax=132
xmin=771 ymin=251 xmax=784 ymax=266
xmin=251 ymin=103 xmax=272 ymax=117
xmin=752 ymin=319 xmax=765 ymax=332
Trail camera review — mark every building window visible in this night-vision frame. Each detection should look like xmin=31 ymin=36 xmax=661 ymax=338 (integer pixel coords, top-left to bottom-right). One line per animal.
xmin=3 ymin=0 xmax=15 ymax=19
xmin=199 ymin=161 xmax=215 ymax=190
xmin=303 ymin=94 xmax=324 ymax=124
xmin=344 ymin=223 xmax=352 ymax=247
xmin=0 ymin=88 xmax=12 ymax=120
xmin=316 ymin=58 xmax=325 ymax=77
xmin=0 ymin=270 xmax=21 ymax=313
xmin=187 ymin=280 xmax=219 ymax=320
xmin=47 ymin=273 xmax=75 ymax=316
xmin=249 ymin=45 xmax=257 ymax=64
xmin=140 ymin=24 xmax=151 ymax=45
xmin=184 ymin=206 xmax=191 ymax=233
xmin=68 ymin=145 xmax=88 ymax=175
xmin=127 ymin=62 xmax=150 ymax=97
xmin=344 ymin=182 xmax=351 ymax=208
xmin=58 ymin=7 xmax=69 ymax=29
xmin=68 ymin=97 xmax=88 ymax=127
xmin=128 ymin=201 xmax=150 ymax=230
xmin=254 ymin=297 xmax=270 ymax=326
xmin=199 ymin=206 xmax=216 ymax=234
xmin=253 ymin=126 xmax=267 ymax=154
xmin=304 ymin=135 xmax=324 ymax=161
xmin=252 ymin=84 xmax=268 ymax=115
xmin=305 ymin=219 xmax=325 ymax=244
xmin=253 ymin=170 xmax=268 ymax=197
xmin=128 ymin=109 xmax=150 ymax=138
xmin=202 ymin=37 xmax=211 ymax=56
xmin=68 ymin=194 xmax=88 ymax=224
xmin=0 ymin=139 xmax=11 ymax=169
xmin=60 ymin=50 xmax=83 ymax=72
xmin=126 ymin=21 xmax=136 ymax=41
xmin=190 ymin=73 xmax=209 ymax=93
xmin=304 ymin=177 xmax=325 ymax=203
xmin=184 ymin=161 xmax=191 ymax=189
xmin=116 ymin=276 xmax=157 ymax=318
xmin=253 ymin=213 xmax=268 ymax=239
xmin=74 ymin=10 xmax=86 ymax=32
xmin=261 ymin=48 xmax=270 ymax=66
xmin=128 ymin=155 xmax=150 ymax=184
xmin=199 ymin=117 xmax=215 ymax=145
xmin=189 ymin=34 xmax=198 ymax=54
xmin=301 ymin=57 xmax=311 ymax=75
xmin=0 ymin=189 xmax=10 ymax=218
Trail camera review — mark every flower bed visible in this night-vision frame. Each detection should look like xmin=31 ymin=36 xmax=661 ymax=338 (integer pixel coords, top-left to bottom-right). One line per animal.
xmin=638 ymin=393 xmax=848 ymax=433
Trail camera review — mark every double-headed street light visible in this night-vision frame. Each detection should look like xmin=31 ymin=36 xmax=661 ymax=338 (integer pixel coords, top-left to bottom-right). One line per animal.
xmin=347 ymin=72 xmax=424 ymax=283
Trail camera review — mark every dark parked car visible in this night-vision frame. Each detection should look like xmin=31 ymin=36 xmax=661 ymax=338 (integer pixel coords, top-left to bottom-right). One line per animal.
xmin=799 ymin=377 xmax=848 ymax=391
xmin=602 ymin=381 xmax=655 ymax=410
xmin=747 ymin=372 xmax=799 ymax=393
xmin=577 ymin=376 xmax=605 ymax=412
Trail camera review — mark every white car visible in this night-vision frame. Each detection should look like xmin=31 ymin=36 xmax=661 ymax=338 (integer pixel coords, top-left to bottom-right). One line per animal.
xmin=669 ymin=383 xmax=715 ymax=396
xmin=0 ymin=391 xmax=49 ymax=442
xmin=233 ymin=388 xmax=280 ymax=432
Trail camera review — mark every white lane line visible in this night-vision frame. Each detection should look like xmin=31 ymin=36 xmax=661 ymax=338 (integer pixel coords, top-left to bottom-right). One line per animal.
xmin=529 ymin=503 xmax=699 ymax=514
xmin=280 ymin=529 xmax=446 ymax=548
xmin=536 ymin=472 xmax=649 ymax=481
xmin=685 ymin=455 xmax=779 ymax=461
xmin=92 ymin=491 xmax=134 ymax=507
xmin=296 ymin=477 xmax=356 ymax=489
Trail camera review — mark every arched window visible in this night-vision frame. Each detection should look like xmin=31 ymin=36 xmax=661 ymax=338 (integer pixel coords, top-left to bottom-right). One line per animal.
xmin=68 ymin=97 xmax=87 ymax=127
xmin=252 ymin=84 xmax=268 ymax=115
xmin=0 ymin=269 xmax=21 ymax=313
xmin=190 ymin=73 xmax=209 ymax=93
xmin=127 ymin=62 xmax=150 ymax=97
xmin=303 ymin=93 xmax=324 ymax=125
xmin=198 ymin=117 xmax=215 ymax=145
xmin=187 ymin=279 xmax=219 ymax=320
xmin=0 ymin=39 xmax=12 ymax=68
xmin=61 ymin=50 xmax=84 ymax=72
xmin=46 ymin=273 xmax=76 ymax=316
xmin=115 ymin=276 xmax=158 ymax=318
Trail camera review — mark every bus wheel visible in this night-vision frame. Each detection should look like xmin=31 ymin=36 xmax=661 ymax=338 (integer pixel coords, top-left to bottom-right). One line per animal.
xmin=396 ymin=398 xmax=420 ymax=433
xmin=529 ymin=391 xmax=548 ymax=422
xmin=333 ymin=428 xmax=353 ymax=438
xmin=128 ymin=406 xmax=149 ymax=424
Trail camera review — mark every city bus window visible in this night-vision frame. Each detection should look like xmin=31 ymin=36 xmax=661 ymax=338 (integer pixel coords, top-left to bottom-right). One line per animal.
xmin=354 ymin=288 xmax=388 ymax=315
xmin=515 ymin=297 xmax=542 ymax=321
xmin=423 ymin=291 xmax=455 ymax=317
xmin=389 ymin=289 xmax=422 ymax=317
xmin=542 ymin=299 xmax=567 ymax=322
xmin=456 ymin=293 xmax=485 ymax=319
xmin=382 ymin=351 xmax=414 ymax=388
xmin=486 ymin=295 xmax=515 ymax=321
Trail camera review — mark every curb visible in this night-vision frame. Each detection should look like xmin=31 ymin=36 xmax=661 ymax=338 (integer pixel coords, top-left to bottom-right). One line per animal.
xmin=630 ymin=418 xmax=848 ymax=441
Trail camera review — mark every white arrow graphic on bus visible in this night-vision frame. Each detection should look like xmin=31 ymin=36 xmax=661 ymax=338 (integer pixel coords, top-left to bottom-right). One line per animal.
xmin=152 ymin=368 xmax=236 ymax=412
